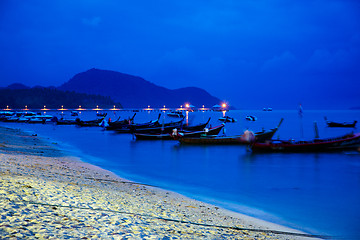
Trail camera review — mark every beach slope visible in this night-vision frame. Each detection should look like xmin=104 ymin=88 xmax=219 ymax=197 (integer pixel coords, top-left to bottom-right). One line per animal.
xmin=0 ymin=126 xmax=315 ymax=239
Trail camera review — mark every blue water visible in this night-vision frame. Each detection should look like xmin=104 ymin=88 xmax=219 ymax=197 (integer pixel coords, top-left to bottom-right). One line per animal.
xmin=2 ymin=109 xmax=360 ymax=239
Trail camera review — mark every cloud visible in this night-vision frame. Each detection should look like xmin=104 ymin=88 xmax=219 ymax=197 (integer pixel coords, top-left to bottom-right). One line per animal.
xmin=260 ymin=51 xmax=297 ymax=73
xmin=304 ymin=46 xmax=360 ymax=75
xmin=82 ymin=17 xmax=101 ymax=27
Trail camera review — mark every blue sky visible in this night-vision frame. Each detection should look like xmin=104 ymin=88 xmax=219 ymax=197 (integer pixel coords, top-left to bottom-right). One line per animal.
xmin=1 ymin=0 xmax=359 ymax=109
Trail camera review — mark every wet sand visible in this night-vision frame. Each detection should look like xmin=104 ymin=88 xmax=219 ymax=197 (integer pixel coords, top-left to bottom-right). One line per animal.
xmin=0 ymin=126 xmax=319 ymax=239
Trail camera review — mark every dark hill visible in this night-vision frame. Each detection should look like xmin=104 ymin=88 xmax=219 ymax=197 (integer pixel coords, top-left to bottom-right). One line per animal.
xmin=7 ymin=83 xmax=30 ymax=90
xmin=0 ymin=87 xmax=121 ymax=109
xmin=58 ymin=68 xmax=222 ymax=108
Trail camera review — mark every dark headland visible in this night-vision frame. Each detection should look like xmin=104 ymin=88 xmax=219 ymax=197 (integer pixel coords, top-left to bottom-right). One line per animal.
xmin=1 ymin=69 xmax=224 ymax=109
xmin=58 ymin=68 xmax=222 ymax=108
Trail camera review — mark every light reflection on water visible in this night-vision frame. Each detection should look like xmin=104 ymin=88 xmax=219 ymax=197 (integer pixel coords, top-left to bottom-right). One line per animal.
xmin=1 ymin=109 xmax=360 ymax=238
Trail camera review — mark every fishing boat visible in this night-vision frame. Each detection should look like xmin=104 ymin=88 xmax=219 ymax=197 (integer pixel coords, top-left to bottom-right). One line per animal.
xmin=71 ymin=111 xmax=79 ymax=116
xmin=75 ymin=114 xmax=107 ymax=127
xmin=167 ymin=110 xmax=185 ymax=118
xmin=130 ymin=117 xmax=211 ymax=135
xmin=51 ymin=116 xmax=76 ymax=125
xmin=27 ymin=113 xmax=53 ymax=123
xmin=105 ymin=113 xmax=138 ymax=130
xmin=27 ymin=117 xmax=46 ymax=124
xmin=96 ymin=112 xmax=107 ymax=117
xmin=179 ymin=118 xmax=283 ymax=145
xmin=219 ymin=116 xmax=236 ymax=122
xmin=251 ymin=132 xmax=360 ymax=152
xmin=324 ymin=117 xmax=357 ymax=128
xmin=4 ymin=116 xmax=20 ymax=122
xmin=245 ymin=115 xmax=257 ymax=121
xmin=127 ymin=119 xmax=185 ymax=134
xmin=111 ymin=114 xmax=180 ymax=133
xmin=182 ymin=118 xmax=211 ymax=131
xmin=135 ymin=124 xmax=225 ymax=140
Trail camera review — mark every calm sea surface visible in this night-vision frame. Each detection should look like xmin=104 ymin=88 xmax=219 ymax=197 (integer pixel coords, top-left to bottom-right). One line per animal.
xmin=2 ymin=109 xmax=360 ymax=239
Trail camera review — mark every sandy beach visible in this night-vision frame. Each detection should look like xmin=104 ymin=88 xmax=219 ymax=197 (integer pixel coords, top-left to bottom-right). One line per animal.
xmin=0 ymin=126 xmax=320 ymax=239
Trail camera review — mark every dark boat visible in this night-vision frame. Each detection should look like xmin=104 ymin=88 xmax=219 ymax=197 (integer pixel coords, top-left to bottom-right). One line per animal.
xmin=218 ymin=116 xmax=236 ymax=122
xmin=251 ymin=132 xmax=360 ymax=152
xmin=135 ymin=123 xmax=225 ymax=140
xmin=105 ymin=113 xmax=138 ymax=130
xmin=324 ymin=117 xmax=357 ymax=128
xmin=75 ymin=114 xmax=107 ymax=127
xmin=51 ymin=116 xmax=77 ymax=125
xmin=111 ymin=114 xmax=172 ymax=133
xmin=127 ymin=118 xmax=185 ymax=134
xmin=179 ymin=118 xmax=283 ymax=145
xmin=182 ymin=118 xmax=211 ymax=131
xmin=167 ymin=110 xmax=185 ymax=118
xmin=245 ymin=115 xmax=257 ymax=121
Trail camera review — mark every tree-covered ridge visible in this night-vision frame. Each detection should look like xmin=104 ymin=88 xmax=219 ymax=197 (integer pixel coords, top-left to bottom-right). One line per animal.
xmin=0 ymin=87 xmax=122 ymax=109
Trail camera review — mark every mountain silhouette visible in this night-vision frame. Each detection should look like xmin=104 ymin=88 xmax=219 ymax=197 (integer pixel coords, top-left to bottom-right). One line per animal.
xmin=58 ymin=68 xmax=222 ymax=108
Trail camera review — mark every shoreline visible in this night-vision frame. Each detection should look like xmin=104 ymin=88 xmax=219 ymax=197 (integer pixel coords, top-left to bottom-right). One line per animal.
xmin=0 ymin=126 xmax=319 ymax=239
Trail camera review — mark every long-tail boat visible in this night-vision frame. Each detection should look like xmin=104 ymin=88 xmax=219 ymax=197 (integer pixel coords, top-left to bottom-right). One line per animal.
xmin=113 ymin=115 xmax=183 ymax=133
xmin=182 ymin=118 xmax=211 ymax=131
xmin=324 ymin=116 xmax=357 ymax=128
xmin=178 ymin=118 xmax=284 ymax=145
xmin=127 ymin=119 xmax=185 ymax=134
xmin=135 ymin=123 xmax=225 ymax=140
xmin=105 ymin=113 xmax=138 ymax=130
xmin=251 ymin=132 xmax=360 ymax=152
xmin=219 ymin=116 xmax=237 ymax=122
xmin=75 ymin=114 xmax=107 ymax=127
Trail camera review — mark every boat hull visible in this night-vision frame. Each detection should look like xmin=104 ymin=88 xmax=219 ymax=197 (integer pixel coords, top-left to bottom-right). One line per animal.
xmin=135 ymin=124 xmax=224 ymax=140
xmin=251 ymin=133 xmax=360 ymax=152
xmin=326 ymin=121 xmax=357 ymax=128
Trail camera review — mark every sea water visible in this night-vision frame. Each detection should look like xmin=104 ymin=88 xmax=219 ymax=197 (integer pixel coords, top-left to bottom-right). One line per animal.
xmin=2 ymin=109 xmax=360 ymax=239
